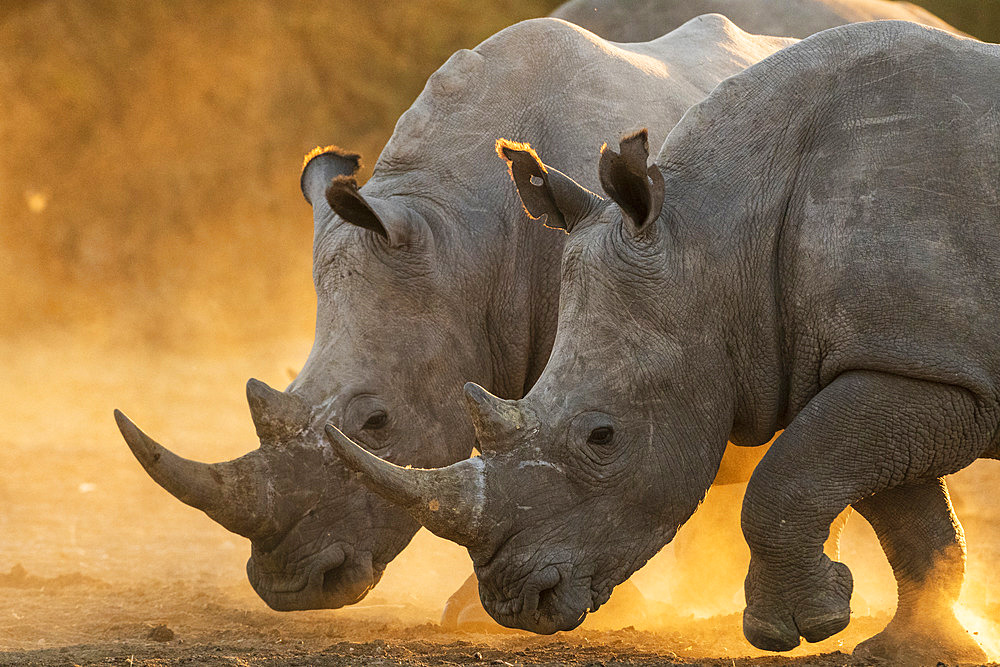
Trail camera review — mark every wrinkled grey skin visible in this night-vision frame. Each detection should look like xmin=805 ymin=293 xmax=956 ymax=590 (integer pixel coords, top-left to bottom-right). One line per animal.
xmin=326 ymin=20 xmax=999 ymax=663
xmin=115 ymin=17 xmax=795 ymax=612
xmin=553 ymin=0 xmax=965 ymax=41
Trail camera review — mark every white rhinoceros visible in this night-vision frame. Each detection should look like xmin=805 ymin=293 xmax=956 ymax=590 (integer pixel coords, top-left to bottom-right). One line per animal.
xmin=115 ymin=13 xmax=794 ymax=618
xmin=329 ymin=18 xmax=998 ymax=665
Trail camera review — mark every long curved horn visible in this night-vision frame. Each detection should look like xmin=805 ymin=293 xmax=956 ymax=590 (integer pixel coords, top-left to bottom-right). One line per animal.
xmin=114 ymin=409 xmax=273 ymax=540
xmin=324 ymin=424 xmax=484 ymax=547
xmin=463 ymin=382 xmax=530 ymax=452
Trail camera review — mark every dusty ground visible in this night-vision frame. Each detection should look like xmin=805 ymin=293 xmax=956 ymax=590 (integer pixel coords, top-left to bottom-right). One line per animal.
xmin=2 ymin=335 xmax=999 ymax=666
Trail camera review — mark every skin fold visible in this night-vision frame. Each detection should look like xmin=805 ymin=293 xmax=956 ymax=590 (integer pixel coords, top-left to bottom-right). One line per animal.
xmin=327 ymin=20 xmax=998 ymax=663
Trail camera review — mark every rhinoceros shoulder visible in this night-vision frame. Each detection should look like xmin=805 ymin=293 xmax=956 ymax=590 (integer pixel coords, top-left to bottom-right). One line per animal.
xmin=373 ymin=18 xmax=599 ymax=171
xmin=376 ymin=14 xmax=796 ymax=177
xmin=633 ymin=13 xmax=796 ymax=77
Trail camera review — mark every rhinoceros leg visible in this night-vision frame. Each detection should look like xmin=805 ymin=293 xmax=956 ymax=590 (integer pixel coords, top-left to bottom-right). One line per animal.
xmin=824 ymin=508 xmax=849 ymax=562
xmin=740 ymin=371 xmax=992 ymax=653
xmin=440 ymin=573 xmax=501 ymax=631
xmin=851 ymin=478 xmax=986 ymax=664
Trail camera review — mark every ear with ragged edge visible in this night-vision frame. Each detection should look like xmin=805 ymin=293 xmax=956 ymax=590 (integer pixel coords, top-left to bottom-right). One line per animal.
xmin=301 ymin=145 xmax=361 ymax=207
xmin=496 ymin=138 xmax=604 ymax=234
xmin=598 ymin=129 xmax=665 ymax=234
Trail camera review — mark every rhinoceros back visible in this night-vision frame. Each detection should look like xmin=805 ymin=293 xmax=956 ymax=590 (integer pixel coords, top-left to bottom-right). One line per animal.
xmin=370 ymin=15 xmax=794 ymax=204
xmin=550 ymin=0 xmax=964 ymax=41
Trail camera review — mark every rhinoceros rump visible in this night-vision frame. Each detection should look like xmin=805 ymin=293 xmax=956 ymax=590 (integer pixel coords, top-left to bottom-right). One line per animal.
xmin=329 ymin=20 xmax=997 ymax=664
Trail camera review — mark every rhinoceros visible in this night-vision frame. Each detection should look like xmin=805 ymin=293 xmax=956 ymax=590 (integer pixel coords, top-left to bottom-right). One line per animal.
xmin=325 ymin=20 xmax=998 ymax=664
xmin=114 ymin=15 xmax=796 ymax=617
xmin=552 ymin=0 xmax=965 ymax=41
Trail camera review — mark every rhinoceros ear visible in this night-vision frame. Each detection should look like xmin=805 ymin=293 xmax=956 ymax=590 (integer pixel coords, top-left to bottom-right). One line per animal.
xmin=325 ymin=175 xmax=388 ymax=240
xmin=598 ymin=129 xmax=664 ymax=235
xmin=325 ymin=176 xmax=426 ymax=247
xmin=497 ymin=138 xmax=604 ymax=234
xmin=301 ymin=145 xmax=361 ymax=207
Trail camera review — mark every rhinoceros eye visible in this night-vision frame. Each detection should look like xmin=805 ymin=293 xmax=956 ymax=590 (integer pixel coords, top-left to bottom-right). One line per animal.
xmin=363 ymin=411 xmax=388 ymax=431
xmin=587 ymin=426 xmax=614 ymax=447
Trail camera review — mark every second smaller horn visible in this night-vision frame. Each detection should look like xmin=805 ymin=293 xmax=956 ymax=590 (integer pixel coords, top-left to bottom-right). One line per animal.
xmin=463 ymin=382 xmax=534 ymax=452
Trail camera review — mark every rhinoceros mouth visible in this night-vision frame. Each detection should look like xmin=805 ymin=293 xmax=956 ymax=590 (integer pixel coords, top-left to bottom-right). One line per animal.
xmin=321 ymin=557 xmax=385 ymax=600
xmin=487 ymin=601 xmax=589 ymax=635
xmin=248 ymin=542 xmax=346 ymax=596
xmin=480 ymin=566 xmax=595 ymax=634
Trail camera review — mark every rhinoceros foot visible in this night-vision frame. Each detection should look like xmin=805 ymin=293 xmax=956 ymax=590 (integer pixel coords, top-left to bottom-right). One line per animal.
xmin=587 ymin=579 xmax=647 ymax=628
xmin=744 ymin=557 xmax=852 ymax=651
xmin=742 ymin=608 xmax=800 ymax=651
xmin=853 ymin=606 xmax=987 ymax=667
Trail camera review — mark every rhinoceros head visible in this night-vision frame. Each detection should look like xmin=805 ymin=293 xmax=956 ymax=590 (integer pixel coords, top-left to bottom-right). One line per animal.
xmin=115 ymin=379 xmax=369 ymax=610
xmin=117 ymin=146 xmax=488 ymax=610
xmin=324 ymin=131 xmax=737 ymax=632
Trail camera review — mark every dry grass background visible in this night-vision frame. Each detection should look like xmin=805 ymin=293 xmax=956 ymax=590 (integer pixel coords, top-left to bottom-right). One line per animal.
xmin=0 ymin=0 xmax=993 ymax=350
xmin=0 ymin=0 xmax=560 ymax=348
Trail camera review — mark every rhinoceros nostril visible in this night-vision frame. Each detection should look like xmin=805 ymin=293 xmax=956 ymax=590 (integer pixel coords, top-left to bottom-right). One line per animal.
xmin=317 ymin=545 xmax=348 ymax=595
xmin=321 ymin=562 xmax=347 ymax=595
xmin=523 ymin=565 xmax=561 ymax=614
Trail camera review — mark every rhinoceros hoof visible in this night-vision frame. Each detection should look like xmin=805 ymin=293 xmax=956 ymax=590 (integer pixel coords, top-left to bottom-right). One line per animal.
xmin=439 ymin=577 xmax=510 ymax=632
xmin=797 ymin=606 xmax=852 ymax=643
xmin=743 ymin=608 xmax=801 ymax=651
xmin=853 ymin=610 xmax=987 ymax=666
xmin=456 ymin=600 xmax=509 ymax=632
xmin=744 ymin=559 xmax=852 ymax=650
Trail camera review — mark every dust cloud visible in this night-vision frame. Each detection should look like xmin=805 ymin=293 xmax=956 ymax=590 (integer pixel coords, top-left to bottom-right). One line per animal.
xmin=2 ymin=1 xmax=999 ymax=665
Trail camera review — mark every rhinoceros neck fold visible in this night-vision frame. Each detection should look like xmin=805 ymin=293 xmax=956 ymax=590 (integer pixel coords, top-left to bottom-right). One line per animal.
xmin=651 ymin=73 xmax=817 ymax=448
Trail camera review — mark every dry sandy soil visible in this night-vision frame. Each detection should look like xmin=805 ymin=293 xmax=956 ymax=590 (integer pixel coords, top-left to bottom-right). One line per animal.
xmin=2 ymin=335 xmax=1000 ymax=666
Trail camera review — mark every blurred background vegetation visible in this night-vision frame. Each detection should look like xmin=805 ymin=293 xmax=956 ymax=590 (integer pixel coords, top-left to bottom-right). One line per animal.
xmin=921 ymin=0 xmax=999 ymax=40
xmin=0 ymin=0 xmax=994 ymax=349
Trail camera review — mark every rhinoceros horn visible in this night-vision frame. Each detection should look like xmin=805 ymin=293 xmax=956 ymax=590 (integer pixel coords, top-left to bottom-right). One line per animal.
xmin=114 ymin=410 xmax=274 ymax=540
xmin=246 ymin=378 xmax=310 ymax=444
xmin=323 ymin=423 xmax=484 ymax=547
xmin=462 ymin=382 xmax=528 ymax=451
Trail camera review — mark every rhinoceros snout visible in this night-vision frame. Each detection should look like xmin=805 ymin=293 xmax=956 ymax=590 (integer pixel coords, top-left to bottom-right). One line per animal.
xmin=247 ymin=543 xmax=380 ymax=611
xmin=483 ymin=565 xmax=590 ymax=634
